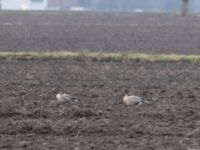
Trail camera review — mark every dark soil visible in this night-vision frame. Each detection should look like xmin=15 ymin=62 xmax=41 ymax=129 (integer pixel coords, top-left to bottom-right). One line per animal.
xmin=0 ymin=11 xmax=200 ymax=54
xmin=0 ymin=11 xmax=200 ymax=150
xmin=0 ymin=59 xmax=200 ymax=150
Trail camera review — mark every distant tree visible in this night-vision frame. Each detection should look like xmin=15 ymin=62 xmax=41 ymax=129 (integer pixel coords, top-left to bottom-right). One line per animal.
xmin=181 ymin=0 xmax=189 ymax=16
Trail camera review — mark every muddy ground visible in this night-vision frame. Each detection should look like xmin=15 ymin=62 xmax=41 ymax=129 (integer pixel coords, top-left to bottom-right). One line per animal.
xmin=0 ymin=59 xmax=200 ymax=150
xmin=0 ymin=11 xmax=200 ymax=54
xmin=0 ymin=11 xmax=200 ymax=150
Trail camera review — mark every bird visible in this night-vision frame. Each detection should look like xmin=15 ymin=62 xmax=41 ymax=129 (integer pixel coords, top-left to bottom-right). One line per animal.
xmin=123 ymin=94 xmax=149 ymax=108
xmin=56 ymin=92 xmax=77 ymax=103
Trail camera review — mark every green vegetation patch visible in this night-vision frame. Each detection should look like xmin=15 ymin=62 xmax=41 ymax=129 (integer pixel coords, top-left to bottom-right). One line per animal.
xmin=0 ymin=51 xmax=200 ymax=62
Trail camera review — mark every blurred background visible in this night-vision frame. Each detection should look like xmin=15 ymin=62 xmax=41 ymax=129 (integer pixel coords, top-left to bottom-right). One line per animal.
xmin=0 ymin=0 xmax=199 ymax=54
xmin=0 ymin=0 xmax=198 ymax=13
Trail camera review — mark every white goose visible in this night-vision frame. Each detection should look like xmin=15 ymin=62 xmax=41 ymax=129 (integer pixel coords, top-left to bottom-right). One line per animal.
xmin=56 ymin=92 xmax=77 ymax=103
xmin=123 ymin=94 xmax=148 ymax=107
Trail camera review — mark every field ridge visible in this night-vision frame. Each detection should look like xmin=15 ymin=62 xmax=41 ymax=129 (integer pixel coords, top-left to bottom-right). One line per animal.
xmin=1 ymin=51 xmax=200 ymax=62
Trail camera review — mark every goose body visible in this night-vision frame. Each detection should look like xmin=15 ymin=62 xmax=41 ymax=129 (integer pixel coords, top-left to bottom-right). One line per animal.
xmin=123 ymin=94 xmax=143 ymax=107
xmin=56 ymin=93 xmax=72 ymax=103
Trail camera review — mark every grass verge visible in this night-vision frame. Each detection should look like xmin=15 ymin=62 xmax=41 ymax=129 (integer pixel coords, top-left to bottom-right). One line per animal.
xmin=0 ymin=51 xmax=200 ymax=62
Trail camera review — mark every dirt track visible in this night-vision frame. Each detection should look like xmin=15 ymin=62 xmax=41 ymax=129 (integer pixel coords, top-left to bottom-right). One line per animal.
xmin=0 ymin=11 xmax=200 ymax=54
xmin=0 ymin=59 xmax=200 ymax=150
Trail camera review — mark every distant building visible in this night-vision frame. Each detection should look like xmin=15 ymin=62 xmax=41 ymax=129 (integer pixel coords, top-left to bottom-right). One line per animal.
xmin=30 ymin=0 xmax=48 ymax=10
xmin=47 ymin=0 xmax=78 ymax=10
xmin=2 ymin=0 xmax=47 ymax=10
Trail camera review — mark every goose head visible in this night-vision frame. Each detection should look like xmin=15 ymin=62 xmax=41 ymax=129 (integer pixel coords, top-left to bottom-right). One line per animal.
xmin=56 ymin=92 xmax=62 ymax=99
xmin=123 ymin=94 xmax=129 ymax=103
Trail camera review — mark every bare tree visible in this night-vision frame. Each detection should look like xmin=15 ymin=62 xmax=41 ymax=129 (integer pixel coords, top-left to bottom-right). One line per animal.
xmin=181 ymin=0 xmax=189 ymax=16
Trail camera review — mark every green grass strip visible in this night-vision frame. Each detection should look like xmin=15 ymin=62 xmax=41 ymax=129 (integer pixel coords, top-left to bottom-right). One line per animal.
xmin=0 ymin=51 xmax=200 ymax=62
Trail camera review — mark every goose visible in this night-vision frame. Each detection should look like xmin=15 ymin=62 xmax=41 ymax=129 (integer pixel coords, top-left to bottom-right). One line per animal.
xmin=123 ymin=94 xmax=148 ymax=107
xmin=56 ymin=92 xmax=77 ymax=103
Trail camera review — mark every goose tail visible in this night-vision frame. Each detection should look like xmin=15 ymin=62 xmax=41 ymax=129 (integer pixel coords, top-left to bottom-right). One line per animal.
xmin=142 ymin=97 xmax=151 ymax=103
xmin=71 ymin=97 xmax=79 ymax=102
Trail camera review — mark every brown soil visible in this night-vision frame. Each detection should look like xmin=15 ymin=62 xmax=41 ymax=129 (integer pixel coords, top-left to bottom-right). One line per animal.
xmin=0 ymin=59 xmax=200 ymax=150
xmin=0 ymin=11 xmax=200 ymax=54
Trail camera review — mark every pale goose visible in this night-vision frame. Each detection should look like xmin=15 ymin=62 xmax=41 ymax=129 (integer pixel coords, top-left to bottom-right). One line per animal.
xmin=123 ymin=94 xmax=148 ymax=107
xmin=56 ymin=92 xmax=77 ymax=103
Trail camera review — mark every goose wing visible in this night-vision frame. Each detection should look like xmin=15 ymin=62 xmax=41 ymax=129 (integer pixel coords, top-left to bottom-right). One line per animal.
xmin=62 ymin=94 xmax=72 ymax=101
xmin=128 ymin=95 xmax=142 ymax=102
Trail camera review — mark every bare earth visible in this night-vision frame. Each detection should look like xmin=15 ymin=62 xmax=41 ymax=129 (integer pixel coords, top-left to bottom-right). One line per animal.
xmin=0 ymin=59 xmax=200 ymax=150
xmin=0 ymin=11 xmax=200 ymax=54
xmin=0 ymin=12 xmax=200 ymax=150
